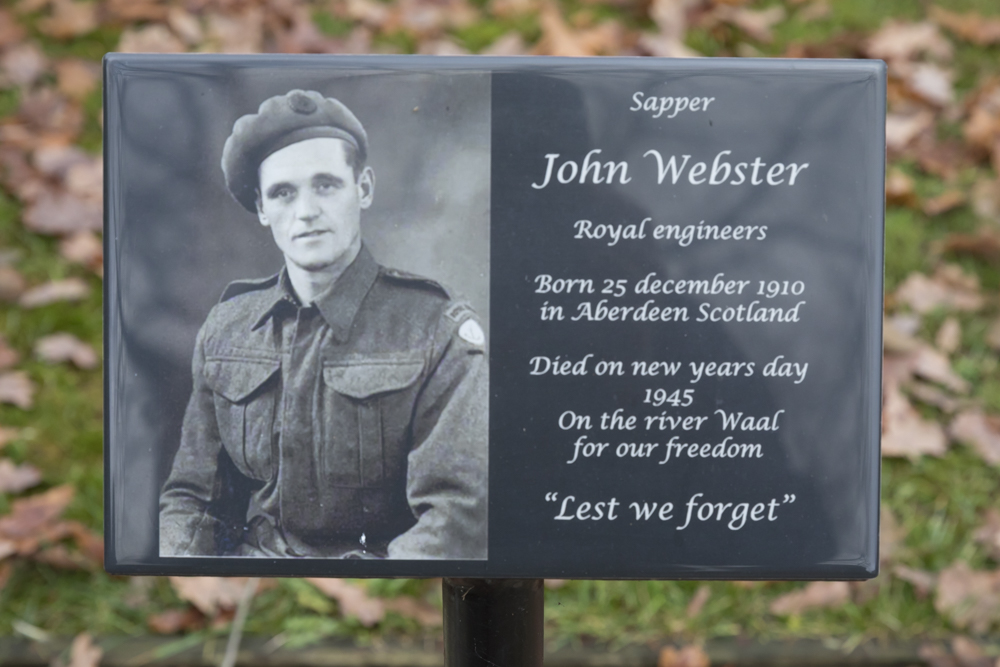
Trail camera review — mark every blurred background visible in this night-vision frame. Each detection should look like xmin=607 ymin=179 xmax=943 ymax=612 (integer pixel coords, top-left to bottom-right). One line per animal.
xmin=0 ymin=0 xmax=999 ymax=665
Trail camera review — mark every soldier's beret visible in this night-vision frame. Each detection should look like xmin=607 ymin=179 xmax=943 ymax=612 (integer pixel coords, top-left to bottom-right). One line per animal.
xmin=221 ymin=90 xmax=369 ymax=212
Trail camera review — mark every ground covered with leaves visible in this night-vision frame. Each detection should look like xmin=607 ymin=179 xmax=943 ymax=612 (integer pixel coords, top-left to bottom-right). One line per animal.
xmin=0 ymin=0 xmax=999 ymax=663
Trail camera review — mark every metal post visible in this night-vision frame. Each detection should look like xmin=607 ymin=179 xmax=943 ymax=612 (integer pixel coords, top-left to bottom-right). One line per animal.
xmin=443 ymin=578 xmax=544 ymax=667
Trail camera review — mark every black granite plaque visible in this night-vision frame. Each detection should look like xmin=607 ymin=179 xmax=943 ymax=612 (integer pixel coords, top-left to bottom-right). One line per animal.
xmin=104 ymin=55 xmax=885 ymax=579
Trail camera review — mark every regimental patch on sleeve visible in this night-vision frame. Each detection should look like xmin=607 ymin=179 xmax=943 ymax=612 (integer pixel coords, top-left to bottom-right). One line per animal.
xmin=458 ymin=319 xmax=485 ymax=346
xmin=444 ymin=301 xmax=475 ymax=323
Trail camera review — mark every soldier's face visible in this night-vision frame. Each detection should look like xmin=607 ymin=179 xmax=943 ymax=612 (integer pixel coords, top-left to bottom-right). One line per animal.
xmin=256 ymin=137 xmax=374 ymax=273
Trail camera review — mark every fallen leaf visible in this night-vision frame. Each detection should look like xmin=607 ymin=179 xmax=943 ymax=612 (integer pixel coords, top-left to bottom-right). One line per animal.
xmin=103 ymin=0 xmax=168 ymax=22
xmin=714 ymin=5 xmax=786 ymax=43
xmin=769 ymin=581 xmax=850 ymax=615
xmin=918 ymin=643 xmax=959 ymax=667
xmin=18 ymin=87 xmax=84 ymax=139
xmin=895 ymin=269 xmax=983 ymax=314
xmin=908 ymin=380 xmax=961 ymax=413
xmin=205 ymin=9 xmax=264 ymax=53
xmin=306 ymin=578 xmax=385 ymax=627
xmin=657 ymin=645 xmax=710 ymax=667
xmin=935 ymin=561 xmax=1000 ymax=633
xmin=923 ymin=191 xmax=966 ymax=217
xmin=0 ymin=561 xmax=12 ymax=592
xmin=38 ymin=0 xmax=98 ymax=39
xmin=911 ymin=344 xmax=969 ymax=394
xmin=0 ymin=371 xmax=35 ymax=410
xmin=59 ymin=232 xmax=102 ymax=271
xmin=900 ymin=63 xmax=954 ymax=107
xmin=481 ymin=32 xmax=527 ymax=55
xmin=19 ymin=278 xmax=90 ymax=308
xmin=886 ymin=169 xmax=917 ymax=207
xmin=949 ymin=410 xmax=1000 ymax=466
xmin=940 ymin=228 xmax=1000 ymax=262
xmin=34 ymin=333 xmax=98 ymax=369
xmin=22 ymin=191 xmax=102 ymax=235
xmin=65 ymin=520 xmax=102 ymax=565
xmin=936 ymin=317 xmax=961 ymax=354
xmin=971 ymin=177 xmax=1000 ymax=222
xmin=147 ymin=607 xmax=205 ymax=634
xmin=169 ymin=577 xmax=249 ymax=617
xmin=1 ymin=42 xmax=48 ymax=87
xmin=166 ymin=6 xmax=203 ymax=46
xmin=118 ymin=24 xmax=186 ymax=53
xmin=417 ymin=39 xmax=469 ymax=55
xmin=0 ymin=9 xmax=27 ymax=49
xmin=893 ymin=565 xmax=936 ymax=598
xmin=886 ymin=110 xmax=935 ymax=152
xmin=882 ymin=383 xmax=948 ymax=460
xmin=0 ymin=335 xmax=20 ymax=370
xmin=973 ymin=509 xmax=1000 ymax=561
xmin=931 ymin=7 xmax=1000 ymax=46
xmin=535 ymin=2 xmax=591 ymax=56
xmin=865 ymin=20 xmax=952 ymax=63
xmin=0 ymin=485 xmax=74 ymax=546
xmin=637 ymin=32 xmax=701 ymax=58
xmin=0 ymin=266 xmax=26 ymax=302
xmin=685 ymin=584 xmax=711 ymax=617
xmin=0 ymin=459 xmax=42 ymax=494
xmin=68 ymin=633 xmax=102 ymax=667
xmin=32 ymin=144 xmax=90 ymax=179
xmin=34 ymin=543 xmax=93 ymax=570
xmin=55 ymin=59 xmax=99 ymax=101
xmin=952 ymin=637 xmax=993 ymax=667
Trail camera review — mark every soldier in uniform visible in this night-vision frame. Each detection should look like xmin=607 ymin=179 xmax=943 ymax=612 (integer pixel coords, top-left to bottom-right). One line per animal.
xmin=159 ymin=90 xmax=488 ymax=559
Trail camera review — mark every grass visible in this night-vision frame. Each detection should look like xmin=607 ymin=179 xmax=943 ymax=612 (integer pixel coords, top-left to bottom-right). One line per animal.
xmin=0 ymin=0 xmax=999 ymax=651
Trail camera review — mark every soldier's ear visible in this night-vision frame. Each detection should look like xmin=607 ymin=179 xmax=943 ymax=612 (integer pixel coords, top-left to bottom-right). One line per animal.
xmin=358 ymin=167 xmax=374 ymax=210
xmin=255 ymin=190 xmax=270 ymax=227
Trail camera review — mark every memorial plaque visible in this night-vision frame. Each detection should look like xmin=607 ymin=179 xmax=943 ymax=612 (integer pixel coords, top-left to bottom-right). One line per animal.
xmin=105 ymin=55 xmax=884 ymax=579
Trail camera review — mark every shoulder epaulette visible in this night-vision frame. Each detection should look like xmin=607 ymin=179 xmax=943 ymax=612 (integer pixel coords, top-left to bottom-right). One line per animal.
xmin=381 ymin=266 xmax=451 ymax=299
xmin=219 ymin=274 xmax=280 ymax=303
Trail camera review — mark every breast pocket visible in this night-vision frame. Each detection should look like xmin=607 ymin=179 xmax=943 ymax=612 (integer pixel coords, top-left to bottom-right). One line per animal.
xmin=205 ymin=357 xmax=280 ymax=481
xmin=322 ymin=357 xmax=424 ymax=488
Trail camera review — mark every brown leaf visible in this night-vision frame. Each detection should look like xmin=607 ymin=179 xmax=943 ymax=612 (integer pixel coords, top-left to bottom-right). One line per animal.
xmin=940 ymin=228 xmax=1000 ymax=263
xmin=65 ymin=520 xmax=102 ymax=565
xmin=103 ymin=0 xmax=168 ymax=22
xmin=934 ymin=561 xmax=1000 ymax=633
xmin=22 ymin=191 xmax=102 ymax=235
xmin=118 ymin=24 xmax=186 ymax=53
xmin=685 ymin=584 xmax=711 ymax=617
xmin=0 ymin=9 xmax=27 ymax=49
xmin=383 ymin=595 xmax=443 ymax=626
xmin=55 ymin=59 xmax=99 ymax=101
xmin=169 ymin=577 xmax=249 ymax=617
xmin=923 ymin=191 xmax=966 ymax=217
xmin=646 ymin=0 xmax=688 ymax=42
xmin=34 ymin=333 xmax=98 ymax=369
xmin=935 ymin=316 xmax=962 ymax=354
xmin=953 ymin=636 xmax=994 ymax=667
xmin=908 ymin=380 xmax=961 ymax=413
xmin=0 ymin=561 xmax=13 ymax=592
xmin=865 ymin=20 xmax=952 ymax=62
xmin=637 ymin=33 xmax=701 ymax=58
xmin=0 ymin=335 xmax=20 ymax=371
xmin=32 ymin=144 xmax=90 ymax=179
xmin=147 ymin=607 xmax=205 ymax=634
xmin=306 ymin=578 xmax=385 ymax=627
xmin=0 ymin=459 xmax=41 ymax=494
xmin=18 ymin=88 xmax=84 ymax=139
xmin=69 ymin=633 xmax=102 ymax=667
xmin=973 ymin=508 xmax=1000 ymax=561
xmin=971 ymin=177 xmax=1000 ymax=222
xmin=657 ymin=645 xmax=710 ymax=667
xmin=481 ymin=32 xmax=528 ymax=55
xmin=38 ymin=0 xmax=97 ymax=39
xmin=886 ymin=110 xmax=935 ymax=152
xmin=59 ymin=232 xmax=102 ymax=272
xmin=769 ymin=581 xmax=850 ymax=615
xmin=166 ymin=6 xmax=203 ymax=46
xmin=910 ymin=344 xmax=969 ymax=394
xmin=886 ymin=169 xmax=918 ymax=207
xmin=882 ymin=382 xmax=948 ymax=460
xmin=931 ymin=7 xmax=1000 ymax=46
xmin=1 ymin=43 xmax=48 ymax=88
xmin=0 ymin=485 xmax=74 ymax=543
xmin=895 ymin=268 xmax=983 ymax=314
xmin=899 ymin=63 xmax=954 ymax=107
xmin=893 ymin=565 xmax=936 ymax=598
xmin=205 ymin=9 xmax=264 ymax=53
xmin=19 ymin=278 xmax=90 ymax=308
xmin=0 ymin=371 xmax=35 ymax=410
xmin=34 ymin=543 xmax=92 ymax=570
xmin=0 ymin=266 xmax=26 ymax=303
xmin=949 ymin=410 xmax=1000 ymax=466
xmin=919 ymin=643 xmax=959 ymax=667
xmin=536 ymin=2 xmax=592 ymax=56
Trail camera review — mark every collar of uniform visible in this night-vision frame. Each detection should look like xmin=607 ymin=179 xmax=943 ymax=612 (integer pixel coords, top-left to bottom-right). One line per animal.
xmin=313 ymin=245 xmax=379 ymax=342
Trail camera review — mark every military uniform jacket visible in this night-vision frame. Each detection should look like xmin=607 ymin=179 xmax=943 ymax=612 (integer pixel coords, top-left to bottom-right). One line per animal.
xmin=159 ymin=246 xmax=488 ymax=559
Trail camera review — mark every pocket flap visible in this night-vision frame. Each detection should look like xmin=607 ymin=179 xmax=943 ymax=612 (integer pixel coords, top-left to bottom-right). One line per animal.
xmin=324 ymin=360 xmax=424 ymax=399
xmin=205 ymin=358 xmax=280 ymax=403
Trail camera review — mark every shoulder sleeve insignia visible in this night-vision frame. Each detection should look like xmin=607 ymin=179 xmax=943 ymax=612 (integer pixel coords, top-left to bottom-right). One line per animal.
xmin=458 ymin=319 xmax=485 ymax=346
xmin=444 ymin=302 xmax=475 ymax=322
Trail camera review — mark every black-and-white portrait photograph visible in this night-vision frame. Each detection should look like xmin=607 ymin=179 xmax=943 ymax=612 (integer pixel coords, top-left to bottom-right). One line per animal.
xmin=106 ymin=62 xmax=489 ymax=564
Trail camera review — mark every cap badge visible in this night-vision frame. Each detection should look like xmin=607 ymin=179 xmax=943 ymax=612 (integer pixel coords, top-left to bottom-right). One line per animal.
xmin=288 ymin=92 xmax=317 ymax=115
